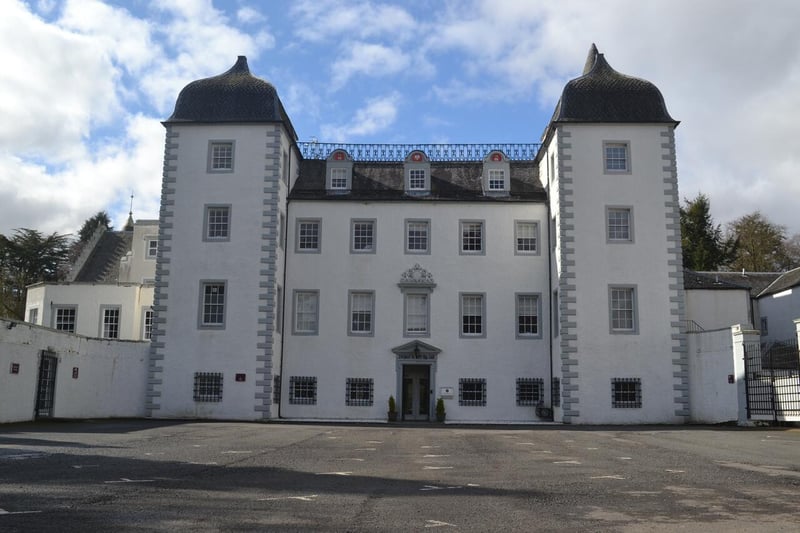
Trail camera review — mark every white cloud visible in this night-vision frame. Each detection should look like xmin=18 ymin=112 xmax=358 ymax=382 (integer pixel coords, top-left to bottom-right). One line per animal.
xmin=237 ymin=5 xmax=266 ymax=24
xmin=331 ymin=42 xmax=411 ymax=89
xmin=321 ymin=93 xmax=401 ymax=141
xmin=291 ymin=0 xmax=416 ymax=43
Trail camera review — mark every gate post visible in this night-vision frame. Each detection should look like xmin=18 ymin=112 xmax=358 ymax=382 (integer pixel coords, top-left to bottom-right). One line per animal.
xmin=732 ymin=324 xmax=760 ymax=426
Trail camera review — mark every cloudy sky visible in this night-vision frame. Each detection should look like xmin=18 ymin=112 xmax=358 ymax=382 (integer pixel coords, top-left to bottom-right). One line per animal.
xmin=2 ymin=0 xmax=799 ymax=238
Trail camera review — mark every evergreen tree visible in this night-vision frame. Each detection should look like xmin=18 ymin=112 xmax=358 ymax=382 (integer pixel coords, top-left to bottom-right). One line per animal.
xmin=0 ymin=229 xmax=71 ymax=319
xmin=78 ymin=211 xmax=112 ymax=243
xmin=680 ymin=193 xmax=736 ymax=271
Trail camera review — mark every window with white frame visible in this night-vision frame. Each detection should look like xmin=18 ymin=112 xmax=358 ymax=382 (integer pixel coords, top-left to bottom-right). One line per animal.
xmin=194 ymin=372 xmax=223 ymax=402
xmin=604 ymin=141 xmax=629 ymax=173
xmin=606 ymin=207 xmax=632 ymax=242
xmin=515 ymin=221 xmax=539 ymax=254
xmin=609 ymin=286 xmax=637 ymax=333
xmin=142 ymin=309 xmax=153 ymax=340
xmin=208 ymin=141 xmax=234 ymax=172
xmin=346 ymin=377 xmax=374 ymax=406
xmin=460 ymin=293 xmax=485 ymax=337
xmin=146 ymin=238 xmax=158 ymax=259
xmin=101 ymin=307 xmax=120 ymax=339
xmin=460 ymin=220 xmax=484 ymax=254
xmin=351 ymin=220 xmax=375 ymax=253
xmin=516 ymin=378 xmax=544 ymax=406
xmin=296 ymin=219 xmax=321 ymax=253
xmin=349 ymin=291 xmax=374 ymax=335
xmin=405 ymin=220 xmax=430 ymax=254
xmin=516 ymin=294 xmax=540 ymax=337
xmin=404 ymin=292 xmax=429 ymax=336
xmin=293 ymin=290 xmax=319 ymax=335
xmin=204 ymin=205 xmax=231 ymax=241
xmin=488 ymin=169 xmax=506 ymax=191
xmin=330 ymin=167 xmax=348 ymax=190
xmin=54 ymin=307 xmax=76 ymax=332
xmin=459 ymin=378 xmax=487 ymax=406
xmin=28 ymin=308 xmax=38 ymax=324
xmin=199 ymin=281 xmax=226 ymax=328
xmin=611 ymin=377 xmax=641 ymax=408
xmin=289 ymin=376 xmax=317 ymax=404
xmin=409 ymin=169 xmax=426 ymax=190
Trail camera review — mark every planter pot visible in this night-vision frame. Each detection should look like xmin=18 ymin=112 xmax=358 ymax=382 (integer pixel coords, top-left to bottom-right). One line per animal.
xmin=387 ymin=411 xmax=398 ymax=422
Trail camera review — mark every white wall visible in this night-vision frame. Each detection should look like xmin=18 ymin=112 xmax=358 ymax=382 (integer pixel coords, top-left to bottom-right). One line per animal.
xmin=685 ymin=289 xmax=752 ymax=331
xmin=759 ymin=288 xmax=800 ymax=343
xmin=0 ymin=318 xmax=148 ymax=423
xmin=282 ymin=200 xmax=551 ymax=422
xmin=125 ymin=220 xmax=159 ymax=283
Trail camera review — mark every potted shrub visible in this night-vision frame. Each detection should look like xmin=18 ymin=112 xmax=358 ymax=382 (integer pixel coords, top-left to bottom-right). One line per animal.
xmin=435 ymin=397 xmax=446 ymax=422
xmin=387 ymin=395 xmax=398 ymax=422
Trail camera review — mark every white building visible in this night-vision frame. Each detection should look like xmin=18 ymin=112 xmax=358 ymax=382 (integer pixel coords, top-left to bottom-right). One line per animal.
xmin=140 ymin=44 xmax=687 ymax=424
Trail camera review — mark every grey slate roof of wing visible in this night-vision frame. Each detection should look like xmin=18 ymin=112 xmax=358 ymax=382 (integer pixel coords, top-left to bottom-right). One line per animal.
xmin=290 ymin=160 xmax=546 ymax=202
xmin=551 ymin=44 xmax=677 ymax=124
xmin=683 ymin=270 xmax=751 ymax=290
xmin=758 ymin=267 xmax=800 ymax=297
xmin=692 ymin=271 xmax=782 ymax=297
xmin=164 ymin=56 xmax=298 ymax=140
xmin=72 ymin=231 xmax=133 ymax=283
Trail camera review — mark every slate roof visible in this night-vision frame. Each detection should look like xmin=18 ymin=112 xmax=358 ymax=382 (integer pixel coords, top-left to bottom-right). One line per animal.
xmin=290 ymin=160 xmax=546 ymax=202
xmin=72 ymin=231 xmax=132 ymax=283
xmin=683 ymin=270 xmax=751 ymax=291
xmin=759 ymin=267 xmax=800 ymax=297
xmin=689 ymin=271 xmax=782 ymax=297
xmin=551 ymin=44 xmax=677 ymax=124
xmin=165 ymin=56 xmax=298 ymax=140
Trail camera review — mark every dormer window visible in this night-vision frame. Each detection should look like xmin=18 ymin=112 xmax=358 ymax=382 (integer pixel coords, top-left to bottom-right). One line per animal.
xmin=326 ymin=149 xmax=352 ymax=192
xmin=404 ymin=151 xmax=430 ymax=194
xmin=483 ymin=151 xmax=510 ymax=195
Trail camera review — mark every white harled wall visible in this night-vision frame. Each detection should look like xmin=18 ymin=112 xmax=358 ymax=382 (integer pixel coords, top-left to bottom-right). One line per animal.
xmin=281 ymin=200 xmax=551 ymax=422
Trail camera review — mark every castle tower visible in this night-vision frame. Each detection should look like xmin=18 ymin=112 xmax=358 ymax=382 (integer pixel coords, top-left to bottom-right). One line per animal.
xmin=147 ymin=57 xmax=297 ymax=419
xmin=540 ymin=45 xmax=687 ymax=423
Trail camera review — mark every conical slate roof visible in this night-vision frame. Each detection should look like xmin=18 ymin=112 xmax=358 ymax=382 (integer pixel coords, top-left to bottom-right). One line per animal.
xmin=165 ymin=56 xmax=297 ymax=139
xmin=553 ymin=44 xmax=677 ymax=124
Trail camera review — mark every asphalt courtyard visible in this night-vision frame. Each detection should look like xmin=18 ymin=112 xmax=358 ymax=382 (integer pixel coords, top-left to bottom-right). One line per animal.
xmin=1 ymin=420 xmax=799 ymax=532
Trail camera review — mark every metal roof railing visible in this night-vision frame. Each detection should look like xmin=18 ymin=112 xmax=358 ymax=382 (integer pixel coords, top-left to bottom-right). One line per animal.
xmin=298 ymin=142 xmax=541 ymax=162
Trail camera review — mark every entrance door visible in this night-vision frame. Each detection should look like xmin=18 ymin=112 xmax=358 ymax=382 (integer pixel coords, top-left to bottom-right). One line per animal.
xmin=35 ymin=352 xmax=57 ymax=419
xmin=402 ymin=365 xmax=430 ymax=421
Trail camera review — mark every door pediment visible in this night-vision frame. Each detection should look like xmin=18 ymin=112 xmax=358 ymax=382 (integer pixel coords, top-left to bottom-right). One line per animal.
xmin=392 ymin=340 xmax=441 ymax=360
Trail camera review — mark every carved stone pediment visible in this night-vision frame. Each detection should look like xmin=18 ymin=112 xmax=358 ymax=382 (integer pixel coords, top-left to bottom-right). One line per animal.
xmin=398 ymin=263 xmax=436 ymax=288
xmin=392 ymin=340 xmax=441 ymax=360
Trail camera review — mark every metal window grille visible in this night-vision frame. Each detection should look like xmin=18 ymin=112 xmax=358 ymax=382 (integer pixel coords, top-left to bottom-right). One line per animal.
xmin=298 ymin=221 xmax=320 ymax=250
xmin=516 ymin=378 xmax=543 ymax=406
xmin=409 ymin=169 xmax=426 ymax=189
xmin=516 ymin=222 xmax=537 ymax=252
xmin=273 ymin=374 xmax=281 ymax=403
xmin=405 ymin=294 xmax=428 ymax=334
xmin=55 ymin=308 xmax=76 ymax=333
xmin=207 ymin=207 xmax=230 ymax=238
xmin=211 ymin=143 xmax=233 ymax=169
xmin=350 ymin=293 xmax=373 ymax=333
xmin=610 ymin=288 xmax=634 ymax=331
xmin=459 ymin=378 xmax=487 ymax=406
xmin=517 ymin=295 xmax=539 ymax=335
xmin=143 ymin=310 xmax=153 ymax=340
xmin=407 ymin=221 xmax=429 ymax=251
xmin=289 ymin=376 xmax=317 ymax=405
xmin=488 ymin=169 xmax=505 ymax=190
xmin=461 ymin=295 xmax=483 ymax=335
xmin=331 ymin=168 xmax=348 ymax=189
xmin=352 ymin=222 xmax=374 ymax=251
xmin=607 ymin=208 xmax=630 ymax=240
xmin=552 ymin=377 xmax=561 ymax=407
xmin=611 ymin=378 xmax=641 ymax=408
xmin=295 ymin=292 xmax=318 ymax=333
xmin=194 ymin=372 xmax=223 ymax=402
xmin=461 ymin=222 xmax=483 ymax=252
xmin=202 ymin=283 xmax=225 ymax=325
xmin=605 ymin=144 xmax=627 ymax=171
xmin=346 ymin=377 xmax=374 ymax=406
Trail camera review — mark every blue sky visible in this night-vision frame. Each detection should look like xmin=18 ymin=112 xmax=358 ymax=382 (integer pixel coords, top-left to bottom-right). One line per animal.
xmin=2 ymin=0 xmax=800 ymax=236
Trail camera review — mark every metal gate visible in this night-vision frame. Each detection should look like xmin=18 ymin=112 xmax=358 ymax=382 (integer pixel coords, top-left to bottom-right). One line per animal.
xmin=35 ymin=351 xmax=58 ymax=419
xmin=744 ymin=340 xmax=800 ymax=421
